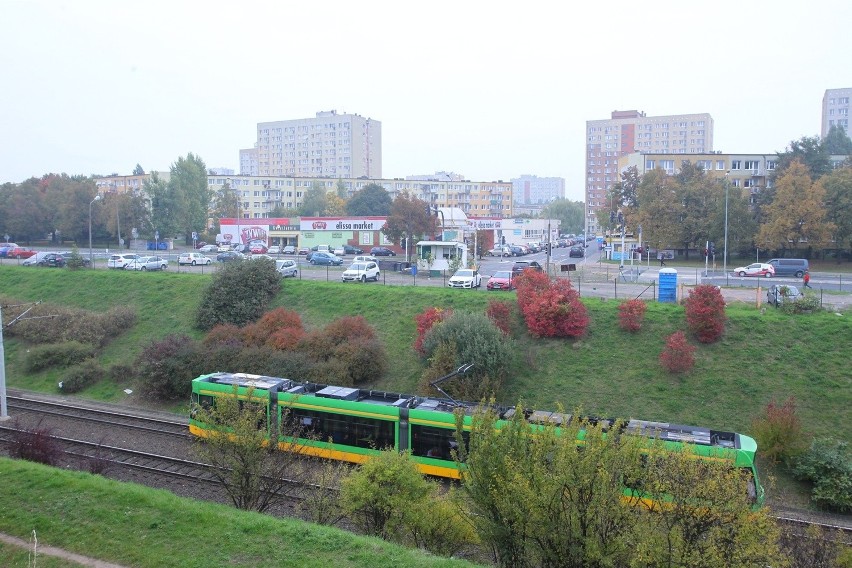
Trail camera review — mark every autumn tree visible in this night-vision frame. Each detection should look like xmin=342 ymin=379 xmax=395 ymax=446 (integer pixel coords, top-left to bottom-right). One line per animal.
xmin=774 ymin=135 xmax=832 ymax=182
xmin=757 ymin=159 xmax=835 ymax=254
xmin=819 ymin=165 xmax=852 ymax=258
xmin=675 ymin=161 xmax=717 ymax=260
xmin=325 ymin=193 xmax=347 ymax=216
xmin=192 ymin=386 xmax=309 ymax=512
xmin=299 ymin=180 xmax=329 ymax=216
xmin=383 ymin=193 xmax=436 ymax=261
xmin=346 ymin=182 xmax=392 ymax=216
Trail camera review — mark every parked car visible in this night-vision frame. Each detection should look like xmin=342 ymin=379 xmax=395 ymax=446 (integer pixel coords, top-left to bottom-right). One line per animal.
xmin=250 ymin=243 xmax=268 ymax=254
xmin=448 ymin=268 xmax=482 ymax=289
xmin=766 ymin=258 xmax=809 ymax=278
xmin=511 ymin=261 xmax=544 ymax=276
xmin=352 ymin=255 xmax=379 ymax=264
xmin=178 ymin=252 xmax=212 ymax=266
xmin=216 ymin=251 xmax=245 ymax=262
xmin=569 ymin=246 xmax=585 ymax=258
xmin=36 ymin=253 xmax=67 ymax=268
xmin=125 ymin=256 xmax=168 ymax=271
xmin=508 ymin=245 xmax=526 ymax=256
xmin=342 ymin=261 xmax=381 ymax=282
xmin=488 ymin=246 xmax=511 ymax=257
xmin=487 ymin=270 xmax=515 ymax=290
xmin=370 ymin=247 xmax=396 ymax=257
xmin=342 ymin=244 xmax=364 ymax=255
xmin=283 ymin=245 xmax=297 ymax=254
xmin=766 ymin=284 xmax=802 ymax=306
xmin=107 ymin=254 xmax=139 ymax=269
xmin=217 ymin=244 xmax=232 ymax=252
xmin=23 ymin=252 xmax=52 ymax=266
xmin=309 ymin=251 xmax=343 ymax=266
xmin=276 ymin=259 xmax=299 ymax=278
xmin=6 ymin=247 xmax=36 ymax=259
xmin=232 ymin=244 xmax=250 ymax=254
xmin=194 ymin=241 xmax=208 ymax=249
xmin=198 ymin=244 xmax=218 ymax=253
xmin=0 ymin=243 xmax=20 ymax=257
xmin=267 ymin=245 xmax=281 ymax=255
xmin=297 ymin=247 xmax=309 ymax=255
xmin=733 ymin=263 xmax=774 ymax=277
xmin=333 ymin=246 xmax=346 ymax=256
xmin=249 ymin=254 xmax=274 ymax=262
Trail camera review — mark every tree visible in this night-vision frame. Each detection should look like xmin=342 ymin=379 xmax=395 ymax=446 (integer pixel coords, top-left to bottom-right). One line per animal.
xmin=542 ymin=198 xmax=584 ymax=235
xmin=335 ymin=178 xmax=348 ymax=199
xmin=383 ymin=194 xmax=436 ymax=261
xmin=326 ymin=193 xmax=347 ymax=216
xmin=774 ymin=135 xmax=832 ymax=183
xmin=823 ymin=124 xmax=852 ymax=155
xmin=169 ymin=153 xmax=210 ymax=242
xmin=674 ymin=161 xmax=717 ymax=260
xmin=819 ymin=165 xmax=852 ymax=259
xmin=144 ymin=172 xmax=179 ymax=239
xmin=458 ymin=408 xmax=644 ymax=568
xmin=346 ymin=183 xmax=392 ymax=216
xmin=196 ymin=259 xmax=281 ymax=330
xmin=192 ymin=386 xmax=309 ymax=512
xmin=299 ymin=180 xmax=329 ymax=216
xmin=0 ymin=177 xmax=51 ymax=243
xmin=635 ymin=169 xmax=682 ymax=251
xmin=132 ymin=164 xmax=145 ymax=176
xmin=210 ymin=180 xmax=240 ymax=235
xmin=757 ymin=159 xmax=835 ymax=254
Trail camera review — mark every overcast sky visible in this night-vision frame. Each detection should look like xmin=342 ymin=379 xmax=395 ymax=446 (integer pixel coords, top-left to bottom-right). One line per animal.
xmin=2 ymin=0 xmax=849 ymax=200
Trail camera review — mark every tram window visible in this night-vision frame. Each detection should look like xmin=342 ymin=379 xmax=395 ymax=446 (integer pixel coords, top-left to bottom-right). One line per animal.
xmin=411 ymin=425 xmax=468 ymax=460
xmin=288 ymin=408 xmax=393 ymax=448
xmin=197 ymin=394 xmax=214 ymax=409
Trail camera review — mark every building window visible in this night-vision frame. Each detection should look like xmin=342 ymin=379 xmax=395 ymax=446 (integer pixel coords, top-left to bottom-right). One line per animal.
xmin=731 ymin=161 xmax=742 ymax=170
xmin=716 ymin=160 xmax=725 ymax=170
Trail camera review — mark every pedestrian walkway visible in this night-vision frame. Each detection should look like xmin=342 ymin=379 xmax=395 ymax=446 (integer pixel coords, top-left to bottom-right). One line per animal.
xmin=0 ymin=532 xmax=128 ymax=568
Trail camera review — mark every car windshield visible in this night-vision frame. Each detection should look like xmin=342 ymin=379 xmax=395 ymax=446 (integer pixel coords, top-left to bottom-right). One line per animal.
xmin=455 ymin=270 xmax=474 ymax=277
xmin=493 ymin=271 xmax=511 ymax=279
xmin=348 ymin=263 xmax=367 ymax=270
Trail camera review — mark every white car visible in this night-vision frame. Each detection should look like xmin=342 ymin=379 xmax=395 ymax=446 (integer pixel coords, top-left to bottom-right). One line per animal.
xmin=217 ymin=244 xmax=232 ymax=252
xmin=125 ymin=256 xmax=168 ymax=271
xmin=178 ymin=252 xmax=211 ymax=266
xmin=267 ymin=245 xmax=281 ymax=254
xmin=342 ymin=261 xmax=380 ymax=282
xmin=733 ymin=263 xmax=775 ymax=277
xmin=448 ymin=269 xmax=482 ymax=288
xmin=198 ymin=244 xmax=218 ymax=253
xmin=488 ymin=246 xmax=511 ymax=257
xmin=276 ymin=259 xmax=299 ymax=278
xmin=107 ymin=253 xmax=139 ymax=269
xmin=351 ymin=255 xmax=378 ymax=264
xmin=333 ymin=246 xmax=346 ymax=256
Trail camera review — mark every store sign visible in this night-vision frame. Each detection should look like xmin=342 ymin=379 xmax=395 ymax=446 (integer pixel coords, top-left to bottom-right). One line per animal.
xmin=300 ymin=217 xmax=387 ymax=231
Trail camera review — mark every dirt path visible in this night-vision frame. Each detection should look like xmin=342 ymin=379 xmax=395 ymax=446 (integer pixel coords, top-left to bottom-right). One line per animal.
xmin=0 ymin=532 xmax=128 ymax=568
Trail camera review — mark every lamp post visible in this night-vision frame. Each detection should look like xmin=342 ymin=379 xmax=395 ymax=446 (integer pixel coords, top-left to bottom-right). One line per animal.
xmin=89 ymin=194 xmax=102 ymax=266
xmin=723 ymin=171 xmax=730 ymax=275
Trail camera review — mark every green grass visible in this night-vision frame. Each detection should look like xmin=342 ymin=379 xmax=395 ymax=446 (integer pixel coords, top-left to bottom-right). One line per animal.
xmin=0 ymin=458 xmax=477 ymax=568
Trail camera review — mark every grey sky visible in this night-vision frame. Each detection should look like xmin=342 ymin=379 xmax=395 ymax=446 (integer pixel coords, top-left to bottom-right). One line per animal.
xmin=2 ymin=0 xmax=850 ymax=200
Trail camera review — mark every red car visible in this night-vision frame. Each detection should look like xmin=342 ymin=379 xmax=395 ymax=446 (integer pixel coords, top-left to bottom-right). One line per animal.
xmin=250 ymin=243 xmax=268 ymax=254
xmin=487 ymin=270 xmax=515 ymax=291
xmin=6 ymin=247 xmax=36 ymax=259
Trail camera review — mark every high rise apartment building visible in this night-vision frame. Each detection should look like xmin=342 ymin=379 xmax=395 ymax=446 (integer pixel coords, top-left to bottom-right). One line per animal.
xmin=511 ymin=175 xmax=565 ymax=204
xmin=246 ymin=110 xmax=381 ymax=179
xmin=822 ymin=88 xmax=851 ymax=137
xmin=585 ymin=110 xmax=713 ymax=235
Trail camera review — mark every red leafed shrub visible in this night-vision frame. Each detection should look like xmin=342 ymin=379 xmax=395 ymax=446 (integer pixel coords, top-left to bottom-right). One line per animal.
xmin=618 ymin=299 xmax=647 ymax=332
xmin=322 ymin=315 xmax=377 ymax=344
xmin=514 ymin=270 xmax=552 ymax=316
xmin=684 ymin=284 xmax=726 ymax=343
xmin=414 ymin=307 xmax=451 ymax=356
xmin=242 ymin=308 xmax=304 ymax=347
xmin=485 ymin=300 xmax=513 ymax=336
xmin=751 ymin=397 xmax=806 ymax=464
xmin=266 ymin=327 xmax=305 ymax=351
xmin=659 ymin=331 xmax=696 ymax=374
xmin=298 ymin=317 xmax=387 ymax=385
xmin=521 ymin=278 xmax=589 ymax=338
xmin=202 ymin=324 xmax=244 ymax=349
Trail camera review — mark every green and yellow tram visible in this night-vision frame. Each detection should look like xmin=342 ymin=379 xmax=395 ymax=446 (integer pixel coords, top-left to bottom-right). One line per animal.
xmin=190 ymin=372 xmax=764 ymax=507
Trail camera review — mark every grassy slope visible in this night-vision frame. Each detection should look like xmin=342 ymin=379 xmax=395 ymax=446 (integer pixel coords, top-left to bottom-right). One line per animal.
xmin=1 ymin=266 xmax=850 ymax=444
xmin=0 ymin=459 xmax=475 ymax=568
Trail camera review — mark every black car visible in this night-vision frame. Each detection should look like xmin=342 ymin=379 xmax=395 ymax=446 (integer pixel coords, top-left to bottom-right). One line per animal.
xmin=343 ymin=244 xmax=363 ymax=255
xmin=216 ymin=251 xmax=246 ymax=262
xmin=370 ymin=247 xmax=396 ymax=257
xmin=569 ymin=246 xmax=585 ymax=258
xmin=511 ymin=261 xmax=544 ymax=276
xmin=37 ymin=253 xmax=67 ymax=268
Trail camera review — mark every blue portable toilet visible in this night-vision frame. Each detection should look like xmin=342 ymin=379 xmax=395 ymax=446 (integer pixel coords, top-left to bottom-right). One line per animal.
xmin=658 ymin=268 xmax=678 ymax=303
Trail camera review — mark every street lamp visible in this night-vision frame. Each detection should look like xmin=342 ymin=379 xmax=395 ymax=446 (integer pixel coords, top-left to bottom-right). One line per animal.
xmin=723 ymin=171 xmax=730 ymax=275
xmin=89 ymin=194 xmax=102 ymax=266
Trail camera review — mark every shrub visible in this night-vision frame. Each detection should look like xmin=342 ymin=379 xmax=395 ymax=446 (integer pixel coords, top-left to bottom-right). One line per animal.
xmin=8 ymin=419 xmax=63 ymax=466
xmin=659 ymin=331 xmax=695 ymax=374
xmin=65 ymin=246 xmax=87 ymax=270
xmin=195 ymin=259 xmax=281 ymax=330
xmin=241 ymin=308 xmax=304 ymax=348
xmin=230 ymin=346 xmax=316 ymax=379
xmin=59 ymin=359 xmax=104 ymax=393
xmin=684 ymin=284 xmax=726 ymax=343
xmin=751 ymin=397 xmax=807 ymax=465
xmin=24 ymin=341 xmax=95 ymax=372
xmin=417 ymin=340 xmax=458 ymax=396
xmin=202 ymin=324 xmax=244 ymax=349
xmin=297 ymin=317 xmax=387 ymax=386
xmin=521 ymin=278 xmax=589 ymax=338
xmin=413 ymin=307 xmax=451 ymax=356
xmin=6 ymin=302 xmax=136 ymax=347
xmin=136 ymin=334 xmax=204 ymax=400
xmin=791 ymin=438 xmax=851 ymax=512
xmin=421 ymin=311 xmax=512 ymax=400
xmin=780 ymin=295 xmax=822 ymax=315
xmin=485 ymin=299 xmax=513 ymax=336
xmin=618 ymin=299 xmax=647 ymax=332
xmin=514 ymin=270 xmax=552 ymax=316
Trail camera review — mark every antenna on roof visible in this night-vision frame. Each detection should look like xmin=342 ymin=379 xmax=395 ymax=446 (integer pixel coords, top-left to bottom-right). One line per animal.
xmin=429 ymin=363 xmax=474 ymax=406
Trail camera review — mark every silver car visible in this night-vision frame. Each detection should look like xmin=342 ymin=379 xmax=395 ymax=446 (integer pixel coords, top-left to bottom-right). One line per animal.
xmin=276 ymin=259 xmax=299 ymax=278
xmin=125 ymin=255 xmax=168 ymax=271
xmin=766 ymin=284 xmax=802 ymax=306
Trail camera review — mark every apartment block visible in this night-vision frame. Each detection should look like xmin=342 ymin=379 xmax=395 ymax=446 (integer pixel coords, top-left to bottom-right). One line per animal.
xmin=585 ymin=110 xmax=714 ymax=236
xmin=249 ymin=110 xmax=381 ymax=179
xmin=207 ymin=175 xmax=513 ymax=220
xmin=822 ymin=88 xmax=851 ymax=137
xmin=511 ymin=174 xmax=565 ymax=204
